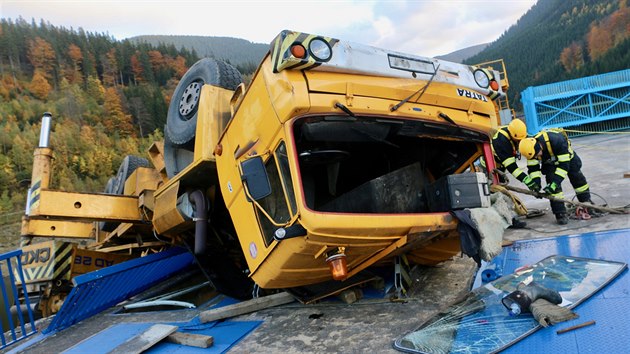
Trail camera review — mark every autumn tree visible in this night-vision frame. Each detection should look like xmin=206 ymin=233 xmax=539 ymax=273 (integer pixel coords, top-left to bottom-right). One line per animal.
xmin=586 ymin=5 xmax=630 ymax=60
xmin=67 ymin=43 xmax=83 ymax=84
xmin=130 ymin=54 xmax=143 ymax=85
xmin=86 ymin=75 xmax=105 ymax=104
xmin=560 ymin=41 xmax=585 ymax=72
xmin=101 ymin=48 xmax=119 ymax=87
xmin=29 ymin=69 xmax=52 ymax=99
xmin=27 ymin=37 xmax=56 ymax=80
xmin=104 ymin=87 xmax=135 ymax=137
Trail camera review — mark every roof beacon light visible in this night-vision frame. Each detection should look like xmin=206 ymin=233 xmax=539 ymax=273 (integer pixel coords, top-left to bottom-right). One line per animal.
xmin=474 ymin=69 xmax=490 ymax=88
xmin=308 ymin=37 xmax=332 ymax=62
xmin=290 ymin=44 xmax=307 ymax=59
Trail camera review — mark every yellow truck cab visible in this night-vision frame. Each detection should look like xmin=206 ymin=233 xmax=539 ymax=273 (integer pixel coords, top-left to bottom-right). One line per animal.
xmin=21 ymin=30 xmax=506 ymax=304
xmin=206 ymin=31 xmax=503 ymax=289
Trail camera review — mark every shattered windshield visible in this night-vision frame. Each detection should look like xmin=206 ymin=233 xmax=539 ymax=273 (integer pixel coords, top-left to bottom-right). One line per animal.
xmin=394 ymin=255 xmax=627 ymax=354
xmin=292 ymin=116 xmax=486 ymax=213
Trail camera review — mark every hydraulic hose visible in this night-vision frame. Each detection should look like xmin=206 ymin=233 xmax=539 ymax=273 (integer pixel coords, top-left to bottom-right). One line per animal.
xmin=189 ymin=189 xmax=208 ymax=255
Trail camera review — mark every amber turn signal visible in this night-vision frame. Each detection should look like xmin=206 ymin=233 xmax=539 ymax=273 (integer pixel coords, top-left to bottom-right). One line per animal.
xmin=290 ymin=44 xmax=307 ymax=59
xmin=490 ymin=80 xmax=499 ymax=91
xmin=326 ymin=252 xmax=348 ymax=280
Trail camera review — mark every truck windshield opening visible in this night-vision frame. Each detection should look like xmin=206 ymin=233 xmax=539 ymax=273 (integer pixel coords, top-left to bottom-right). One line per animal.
xmin=293 ymin=116 xmax=486 ymax=214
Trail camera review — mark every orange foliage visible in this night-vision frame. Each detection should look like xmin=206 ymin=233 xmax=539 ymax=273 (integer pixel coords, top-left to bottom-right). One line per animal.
xmin=27 ymin=37 xmax=56 ymax=79
xmin=168 ymin=56 xmax=188 ymax=77
xmin=29 ymin=70 xmax=52 ymax=100
xmin=587 ymin=6 xmax=630 ymax=60
xmin=104 ymin=87 xmax=135 ymax=137
xmin=68 ymin=44 xmax=83 ymax=65
xmin=560 ymin=41 xmax=584 ymax=72
xmin=130 ymin=54 xmax=143 ymax=83
xmin=148 ymin=50 xmax=165 ymax=71
xmin=102 ymin=48 xmax=119 ymax=87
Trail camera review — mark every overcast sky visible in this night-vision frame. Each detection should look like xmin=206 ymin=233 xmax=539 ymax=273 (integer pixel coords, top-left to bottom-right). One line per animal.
xmin=1 ymin=0 xmax=537 ymax=57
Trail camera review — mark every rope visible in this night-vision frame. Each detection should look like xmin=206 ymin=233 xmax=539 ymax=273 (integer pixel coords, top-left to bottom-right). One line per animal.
xmin=490 ymin=184 xmax=528 ymax=216
xmin=563 ymin=129 xmax=630 ymax=135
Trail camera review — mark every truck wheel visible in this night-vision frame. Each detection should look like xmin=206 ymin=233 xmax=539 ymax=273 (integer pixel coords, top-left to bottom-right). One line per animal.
xmin=100 ymin=156 xmax=151 ymax=232
xmin=166 ymin=58 xmax=243 ymax=146
xmin=111 ymin=155 xmax=151 ymax=195
xmin=99 ymin=177 xmax=118 ymax=232
xmin=104 ymin=176 xmax=116 ymax=194
xmin=163 ymin=132 xmax=194 ymax=178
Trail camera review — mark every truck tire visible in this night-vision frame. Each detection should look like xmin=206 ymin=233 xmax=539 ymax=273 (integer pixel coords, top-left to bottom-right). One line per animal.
xmin=99 ymin=177 xmax=118 ymax=232
xmin=99 ymin=156 xmax=151 ymax=232
xmin=111 ymin=155 xmax=151 ymax=195
xmin=165 ymin=58 xmax=243 ymax=146
xmin=163 ymin=132 xmax=194 ymax=178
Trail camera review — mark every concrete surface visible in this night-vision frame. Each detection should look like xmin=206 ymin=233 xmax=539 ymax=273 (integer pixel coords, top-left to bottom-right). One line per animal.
xmin=7 ymin=132 xmax=630 ymax=353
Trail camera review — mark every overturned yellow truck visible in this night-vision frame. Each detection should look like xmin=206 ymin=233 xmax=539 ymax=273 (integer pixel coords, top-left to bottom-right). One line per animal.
xmin=22 ymin=30 xmax=507 ymax=304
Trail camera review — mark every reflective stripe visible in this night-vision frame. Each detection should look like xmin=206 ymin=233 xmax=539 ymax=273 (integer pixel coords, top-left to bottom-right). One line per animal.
xmin=575 ymin=183 xmax=590 ymax=193
xmin=513 ymin=168 xmax=525 ymax=178
xmin=530 ymin=171 xmax=542 ymax=179
xmin=555 ymin=168 xmax=568 ymax=178
xmin=497 ymin=128 xmax=517 ymax=151
xmin=543 ymin=131 xmax=554 ymax=157
xmin=552 ymin=192 xmax=564 ymax=198
xmin=502 ymin=156 xmax=516 ymax=167
xmin=557 ymin=153 xmax=571 ymax=162
xmin=527 ymin=159 xmax=539 ymax=166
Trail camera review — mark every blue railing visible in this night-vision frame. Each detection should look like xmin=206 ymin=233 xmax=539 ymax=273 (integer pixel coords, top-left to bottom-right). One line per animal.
xmin=0 ymin=250 xmax=37 ymax=349
xmin=43 ymin=247 xmax=194 ymax=334
xmin=521 ymin=69 xmax=630 ymax=135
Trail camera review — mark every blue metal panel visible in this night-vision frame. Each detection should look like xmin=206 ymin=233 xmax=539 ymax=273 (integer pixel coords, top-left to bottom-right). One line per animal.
xmin=0 ymin=250 xmax=37 ymax=349
xmin=43 ymin=247 xmax=194 ymax=334
xmin=521 ymin=69 xmax=630 ymax=135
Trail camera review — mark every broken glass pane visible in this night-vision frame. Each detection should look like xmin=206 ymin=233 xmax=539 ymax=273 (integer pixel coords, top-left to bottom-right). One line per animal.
xmin=394 ymin=255 xmax=627 ymax=354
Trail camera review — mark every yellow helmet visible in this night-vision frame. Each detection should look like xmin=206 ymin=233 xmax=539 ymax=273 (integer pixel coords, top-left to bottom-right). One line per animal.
xmin=507 ymin=119 xmax=527 ymax=141
xmin=519 ymin=137 xmax=540 ymax=159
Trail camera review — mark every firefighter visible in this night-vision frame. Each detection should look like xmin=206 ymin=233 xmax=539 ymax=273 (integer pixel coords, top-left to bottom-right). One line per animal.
xmin=491 ymin=119 xmax=540 ymax=190
xmin=489 ymin=119 xmax=537 ymax=228
xmin=519 ymin=129 xmax=592 ymax=225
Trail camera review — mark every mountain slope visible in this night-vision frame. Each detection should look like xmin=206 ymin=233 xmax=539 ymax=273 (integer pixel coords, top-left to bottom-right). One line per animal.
xmin=437 ymin=43 xmax=489 ymax=63
xmin=466 ymin=0 xmax=629 ymax=110
xmin=130 ymin=35 xmax=268 ymax=72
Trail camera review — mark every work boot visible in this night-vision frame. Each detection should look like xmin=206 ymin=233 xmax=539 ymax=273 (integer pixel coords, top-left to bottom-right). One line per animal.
xmin=585 ymin=200 xmax=603 ymax=217
xmin=555 ymin=213 xmax=569 ymax=225
xmin=509 ymin=217 xmax=527 ymax=229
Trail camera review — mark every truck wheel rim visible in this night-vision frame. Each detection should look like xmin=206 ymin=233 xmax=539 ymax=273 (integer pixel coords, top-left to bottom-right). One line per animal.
xmin=178 ymin=81 xmax=202 ymax=118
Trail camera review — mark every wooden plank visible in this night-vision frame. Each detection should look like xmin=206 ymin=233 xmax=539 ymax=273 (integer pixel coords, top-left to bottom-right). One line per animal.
xmin=199 ymin=292 xmax=295 ymax=323
xmin=166 ymin=332 xmax=214 ymax=348
xmin=97 ymin=241 xmax=166 ymax=253
xmin=106 ymin=324 xmax=178 ymax=354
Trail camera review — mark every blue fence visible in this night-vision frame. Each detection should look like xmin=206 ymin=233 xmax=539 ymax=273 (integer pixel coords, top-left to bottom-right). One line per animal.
xmin=0 ymin=250 xmax=37 ymax=350
xmin=521 ymin=69 xmax=630 ymax=135
xmin=43 ymin=247 xmax=194 ymax=334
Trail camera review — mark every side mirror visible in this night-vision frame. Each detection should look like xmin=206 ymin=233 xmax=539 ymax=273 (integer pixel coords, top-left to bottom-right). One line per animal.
xmin=240 ymin=156 xmax=271 ymax=201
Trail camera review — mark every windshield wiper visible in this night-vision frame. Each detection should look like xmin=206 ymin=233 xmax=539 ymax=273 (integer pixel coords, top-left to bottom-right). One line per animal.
xmin=391 ymin=64 xmax=440 ymax=112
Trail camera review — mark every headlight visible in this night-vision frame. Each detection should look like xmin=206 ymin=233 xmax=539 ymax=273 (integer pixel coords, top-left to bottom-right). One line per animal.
xmin=309 ymin=38 xmax=332 ymax=62
xmin=474 ymin=69 xmax=490 ymax=88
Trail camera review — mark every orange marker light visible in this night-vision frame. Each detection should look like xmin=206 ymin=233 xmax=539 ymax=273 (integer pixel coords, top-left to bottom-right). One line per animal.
xmin=290 ymin=44 xmax=306 ymax=59
xmin=214 ymin=144 xmax=223 ymax=156
xmin=326 ymin=252 xmax=348 ymax=280
xmin=490 ymin=80 xmax=499 ymax=91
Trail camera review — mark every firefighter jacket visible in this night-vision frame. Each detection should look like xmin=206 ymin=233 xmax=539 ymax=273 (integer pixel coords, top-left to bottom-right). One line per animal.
xmin=526 ymin=129 xmax=573 ymax=186
xmin=491 ymin=126 xmax=528 ymax=183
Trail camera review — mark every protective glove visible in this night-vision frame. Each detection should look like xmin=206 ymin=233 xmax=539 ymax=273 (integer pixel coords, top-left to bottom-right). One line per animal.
xmin=543 ymin=181 xmax=560 ymax=195
xmin=522 ymin=175 xmax=541 ymax=192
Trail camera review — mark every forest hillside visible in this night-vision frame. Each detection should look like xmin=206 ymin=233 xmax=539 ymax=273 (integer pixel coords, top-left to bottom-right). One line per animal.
xmin=466 ymin=0 xmax=630 ymax=109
